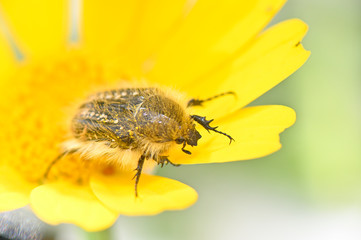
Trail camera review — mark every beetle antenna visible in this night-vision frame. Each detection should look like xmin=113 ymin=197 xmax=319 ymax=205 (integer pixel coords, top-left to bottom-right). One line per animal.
xmin=191 ymin=115 xmax=234 ymax=144
xmin=187 ymin=91 xmax=236 ymax=107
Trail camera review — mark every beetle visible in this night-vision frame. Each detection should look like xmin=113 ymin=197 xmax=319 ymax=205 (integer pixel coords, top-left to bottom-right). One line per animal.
xmin=45 ymin=88 xmax=234 ymax=196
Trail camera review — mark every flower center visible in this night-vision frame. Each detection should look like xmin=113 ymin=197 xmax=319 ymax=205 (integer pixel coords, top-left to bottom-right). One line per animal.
xmin=1 ymin=51 xmax=114 ymax=183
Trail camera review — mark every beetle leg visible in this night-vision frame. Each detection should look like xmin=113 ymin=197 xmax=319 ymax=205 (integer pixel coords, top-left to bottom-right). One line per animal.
xmin=181 ymin=141 xmax=192 ymax=155
xmin=43 ymin=149 xmax=78 ymax=181
xmin=191 ymin=115 xmax=234 ymax=144
xmin=132 ymin=154 xmax=146 ymax=197
xmin=187 ymin=91 xmax=235 ymax=107
xmin=157 ymin=156 xmax=181 ymax=167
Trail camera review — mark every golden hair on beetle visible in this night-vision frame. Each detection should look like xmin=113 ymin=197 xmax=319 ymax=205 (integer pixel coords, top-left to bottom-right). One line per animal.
xmin=45 ymin=84 xmax=235 ymax=196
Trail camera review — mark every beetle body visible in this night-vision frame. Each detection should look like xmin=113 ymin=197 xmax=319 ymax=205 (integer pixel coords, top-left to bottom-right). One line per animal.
xmin=47 ymin=87 xmax=233 ymax=196
xmin=65 ymin=88 xmax=200 ymax=169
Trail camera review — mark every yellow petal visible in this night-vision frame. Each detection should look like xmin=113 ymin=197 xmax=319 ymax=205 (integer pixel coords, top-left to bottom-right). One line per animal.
xmin=0 ymin=166 xmax=36 ymax=211
xmin=30 ymin=181 xmax=118 ymax=232
xmin=82 ymin=0 xmax=137 ymax=51
xmin=186 ymin=19 xmax=310 ymax=111
xmin=0 ymin=0 xmax=69 ymax=60
xmin=146 ymin=0 xmax=285 ymax=87
xmin=0 ymin=43 xmax=16 ymax=82
xmin=170 ymin=105 xmax=296 ymax=164
xmin=81 ymin=0 xmax=138 ymax=77
xmin=110 ymin=0 xmax=192 ymax=78
xmin=0 ymin=23 xmax=18 ymax=80
xmin=90 ymin=172 xmax=198 ymax=216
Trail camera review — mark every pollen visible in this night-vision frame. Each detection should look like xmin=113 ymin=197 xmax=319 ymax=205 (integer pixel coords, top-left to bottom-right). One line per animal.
xmin=1 ymin=51 xmax=110 ymax=183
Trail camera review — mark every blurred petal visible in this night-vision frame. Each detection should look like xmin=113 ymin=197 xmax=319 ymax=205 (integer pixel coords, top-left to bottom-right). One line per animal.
xmin=82 ymin=0 xmax=193 ymax=78
xmin=81 ymin=0 xmax=137 ymax=71
xmin=0 ymin=0 xmax=69 ymax=60
xmin=30 ymin=182 xmax=118 ymax=232
xmin=90 ymin=172 xmax=198 ymax=216
xmin=112 ymin=0 xmax=192 ymax=77
xmin=0 ymin=34 xmax=17 ymax=82
xmin=187 ymin=19 xmax=310 ymax=112
xmin=0 ymin=167 xmax=36 ymax=211
xmin=147 ymin=0 xmax=285 ymax=88
xmin=171 ymin=105 xmax=296 ymax=164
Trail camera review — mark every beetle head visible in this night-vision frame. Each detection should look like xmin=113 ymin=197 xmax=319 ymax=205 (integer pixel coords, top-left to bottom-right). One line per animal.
xmin=175 ymin=128 xmax=201 ymax=155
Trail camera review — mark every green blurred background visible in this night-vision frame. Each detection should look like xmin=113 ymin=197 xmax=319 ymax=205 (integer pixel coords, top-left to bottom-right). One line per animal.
xmin=95 ymin=0 xmax=361 ymax=239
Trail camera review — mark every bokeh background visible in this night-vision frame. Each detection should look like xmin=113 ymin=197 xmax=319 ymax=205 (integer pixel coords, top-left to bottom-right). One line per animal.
xmin=105 ymin=0 xmax=360 ymax=239
xmin=2 ymin=0 xmax=361 ymax=239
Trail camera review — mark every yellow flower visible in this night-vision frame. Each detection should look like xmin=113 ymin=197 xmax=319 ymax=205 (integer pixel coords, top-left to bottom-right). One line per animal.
xmin=0 ymin=0 xmax=309 ymax=231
